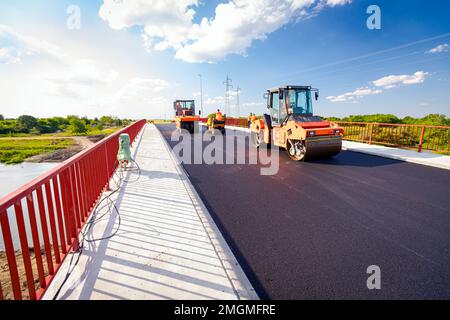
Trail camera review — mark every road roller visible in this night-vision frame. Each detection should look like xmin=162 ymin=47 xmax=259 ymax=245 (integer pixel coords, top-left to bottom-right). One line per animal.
xmin=250 ymin=85 xmax=343 ymax=161
xmin=206 ymin=115 xmax=226 ymax=135
xmin=174 ymin=100 xmax=200 ymax=134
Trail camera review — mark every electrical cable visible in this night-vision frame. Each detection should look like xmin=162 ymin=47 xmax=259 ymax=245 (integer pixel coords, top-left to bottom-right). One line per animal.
xmin=52 ymin=157 xmax=141 ymax=300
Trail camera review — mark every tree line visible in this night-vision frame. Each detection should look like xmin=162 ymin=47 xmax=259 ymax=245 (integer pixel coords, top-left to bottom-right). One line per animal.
xmin=326 ymin=114 xmax=450 ymax=126
xmin=0 ymin=115 xmax=134 ymax=135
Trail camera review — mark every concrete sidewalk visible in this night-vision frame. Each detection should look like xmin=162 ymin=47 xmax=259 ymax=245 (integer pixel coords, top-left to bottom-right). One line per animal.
xmin=43 ymin=124 xmax=257 ymax=300
xmin=221 ymin=124 xmax=450 ymax=171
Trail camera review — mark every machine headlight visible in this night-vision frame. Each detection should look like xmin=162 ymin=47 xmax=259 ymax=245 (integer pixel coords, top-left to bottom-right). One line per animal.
xmin=309 ymin=131 xmax=316 ymax=136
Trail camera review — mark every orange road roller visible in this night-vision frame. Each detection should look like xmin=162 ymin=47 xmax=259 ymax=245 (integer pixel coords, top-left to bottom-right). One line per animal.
xmin=174 ymin=100 xmax=200 ymax=134
xmin=250 ymin=85 xmax=343 ymax=161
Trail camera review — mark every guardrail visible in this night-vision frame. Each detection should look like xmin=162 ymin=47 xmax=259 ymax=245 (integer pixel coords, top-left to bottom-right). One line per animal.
xmin=0 ymin=119 xmax=146 ymax=300
xmin=336 ymin=122 xmax=450 ymax=154
xmin=200 ymin=118 xmax=249 ymax=128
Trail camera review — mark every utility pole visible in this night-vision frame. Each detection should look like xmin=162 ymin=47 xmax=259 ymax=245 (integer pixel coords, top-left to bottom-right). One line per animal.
xmin=198 ymin=74 xmax=203 ymax=116
xmin=223 ymin=75 xmax=233 ymax=116
xmin=235 ymin=86 xmax=241 ymax=118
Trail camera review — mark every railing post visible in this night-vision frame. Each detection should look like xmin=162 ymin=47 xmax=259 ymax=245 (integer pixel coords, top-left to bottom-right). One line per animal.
xmin=104 ymin=143 xmax=110 ymax=191
xmin=0 ymin=210 xmax=22 ymax=300
xmin=418 ymin=126 xmax=426 ymax=153
xmin=369 ymin=124 xmax=374 ymax=145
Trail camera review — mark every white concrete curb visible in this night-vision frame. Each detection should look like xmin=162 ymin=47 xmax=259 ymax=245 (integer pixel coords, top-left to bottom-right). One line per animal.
xmin=342 ymin=142 xmax=450 ymax=171
xmin=155 ymin=124 xmax=259 ymax=300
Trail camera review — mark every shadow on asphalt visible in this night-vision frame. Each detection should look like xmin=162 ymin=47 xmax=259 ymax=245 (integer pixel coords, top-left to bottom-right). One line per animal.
xmin=302 ymin=151 xmax=402 ymax=168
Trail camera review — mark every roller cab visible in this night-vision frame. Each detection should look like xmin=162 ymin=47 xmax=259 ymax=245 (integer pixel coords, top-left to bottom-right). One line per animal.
xmin=174 ymin=100 xmax=200 ymax=134
xmin=251 ymin=85 xmax=343 ymax=161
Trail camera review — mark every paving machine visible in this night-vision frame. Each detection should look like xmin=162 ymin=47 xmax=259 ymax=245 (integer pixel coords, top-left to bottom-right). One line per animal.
xmin=250 ymin=85 xmax=343 ymax=161
xmin=174 ymin=100 xmax=200 ymax=134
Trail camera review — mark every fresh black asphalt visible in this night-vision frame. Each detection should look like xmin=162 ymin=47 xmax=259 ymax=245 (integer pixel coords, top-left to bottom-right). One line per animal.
xmin=157 ymin=124 xmax=450 ymax=299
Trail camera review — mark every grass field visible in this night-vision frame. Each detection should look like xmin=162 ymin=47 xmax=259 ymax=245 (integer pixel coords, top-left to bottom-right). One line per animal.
xmin=0 ymin=138 xmax=75 ymax=164
xmin=0 ymin=127 xmax=120 ymax=138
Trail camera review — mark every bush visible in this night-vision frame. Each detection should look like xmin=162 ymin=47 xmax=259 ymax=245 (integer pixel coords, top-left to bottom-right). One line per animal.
xmin=69 ymin=118 xmax=88 ymax=134
xmin=17 ymin=115 xmax=38 ymax=131
xmin=327 ymin=114 xmax=449 ymax=126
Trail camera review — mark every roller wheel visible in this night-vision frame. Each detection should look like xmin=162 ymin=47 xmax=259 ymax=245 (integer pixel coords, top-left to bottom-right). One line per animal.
xmin=287 ymin=140 xmax=306 ymax=161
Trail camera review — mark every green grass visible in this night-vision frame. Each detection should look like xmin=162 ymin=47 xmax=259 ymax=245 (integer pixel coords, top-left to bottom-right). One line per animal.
xmin=44 ymin=127 xmax=120 ymax=137
xmin=0 ymin=138 xmax=75 ymax=164
xmin=0 ymin=132 xmax=34 ymax=138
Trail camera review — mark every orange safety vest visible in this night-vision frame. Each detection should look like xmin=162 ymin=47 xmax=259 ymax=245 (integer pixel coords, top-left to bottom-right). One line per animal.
xmin=216 ymin=112 xmax=224 ymax=121
xmin=251 ymin=115 xmax=257 ymax=122
xmin=248 ymin=115 xmax=252 ymax=121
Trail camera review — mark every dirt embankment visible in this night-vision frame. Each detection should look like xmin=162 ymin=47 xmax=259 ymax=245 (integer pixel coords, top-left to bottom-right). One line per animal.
xmin=26 ymin=135 xmax=105 ymax=163
xmin=1 ymin=249 xmax=46 ymax=300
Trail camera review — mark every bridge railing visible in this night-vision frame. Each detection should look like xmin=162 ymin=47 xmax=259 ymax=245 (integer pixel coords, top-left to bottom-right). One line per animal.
xmin=336 ymin=122 xmax=450 ymax=154
xmin=199 ymin=117 xmax=248 ymax=127
xmin=201 ymin=117 xmax=449 ymax=154
xmin=0 ymin=119 xmax=146 ymax=300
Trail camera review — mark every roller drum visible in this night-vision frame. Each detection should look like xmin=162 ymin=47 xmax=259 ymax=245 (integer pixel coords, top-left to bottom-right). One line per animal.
xmin=305 ymin=136 xmax=342 ymax=158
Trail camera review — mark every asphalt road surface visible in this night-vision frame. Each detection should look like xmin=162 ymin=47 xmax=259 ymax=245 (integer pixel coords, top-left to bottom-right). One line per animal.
xmin=157 ymin=124 xmax=450 ymax=299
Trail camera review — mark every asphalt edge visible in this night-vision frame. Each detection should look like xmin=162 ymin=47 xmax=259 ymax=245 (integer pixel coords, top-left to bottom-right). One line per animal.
xmin=153 ymin=123 xmax=259 ymax=300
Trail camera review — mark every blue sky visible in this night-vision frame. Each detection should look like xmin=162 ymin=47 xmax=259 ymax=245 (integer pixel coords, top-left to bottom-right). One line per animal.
xmin=0 ymin=0 xmax=449 ymax=119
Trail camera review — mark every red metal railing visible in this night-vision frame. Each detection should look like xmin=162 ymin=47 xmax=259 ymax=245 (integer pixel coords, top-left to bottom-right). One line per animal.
xmin=0 ymin=119 xmax=146 ymax=300
xmin=336 ymin=122 xmax=450 ymax=154
xmin=207 ymin=118 xmax=449 ymax=154
xmin=200 ymin=117 xmax=249 ymax=128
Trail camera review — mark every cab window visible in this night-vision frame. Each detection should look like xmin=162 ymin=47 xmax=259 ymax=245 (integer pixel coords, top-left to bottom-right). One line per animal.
xmin=279 ymin=90 xmax=287 ymax=123
xmin=270 ymin=93 xmax=280 ymax=124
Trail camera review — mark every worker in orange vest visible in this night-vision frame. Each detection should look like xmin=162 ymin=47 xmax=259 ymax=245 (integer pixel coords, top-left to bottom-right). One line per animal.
xmin=251 ymin=113 xmax=257 ymax=123
xmin=247 ymin=113 xmax=252 ymax=128
xmin=215 ymin=109 xmax=224 ymax=121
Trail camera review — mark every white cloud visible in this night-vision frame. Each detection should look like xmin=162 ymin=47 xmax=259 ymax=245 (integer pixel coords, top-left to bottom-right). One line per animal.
xmin=243 ymin=102 xmax=264 ymax=107
xmin=206 ymin=96 xmax=225 ymax=105
xmin=0 ymin=24 xmax=171 ymax=119
xmin=0 ymin=47 xmax=20 ymax=64
xmin=0 ymin=24 xmax=64 ymax=64
xmin=327 ymin=71 xmax=430 ymax=103
xmin=112 ymin=77 xmax=169 ymax=103
xmin=326 ymin=0 xmax=352 ymax=6
xmin=326 ymin=87 xmax=382 ymax=102
xmin=99 ymin=0 xmax=197 ymax=53
xmin=427 ymin=44 xmax=449 ymax=54
xmin=45 ymin=59 xmax=119 ymax=99
xmin=99 ymin=77 xmax=170 ymax=118
xmin=99 ymin=0 xmax=352 ymax=63
xmin=373 ymin=71 xmax=429 ymax=89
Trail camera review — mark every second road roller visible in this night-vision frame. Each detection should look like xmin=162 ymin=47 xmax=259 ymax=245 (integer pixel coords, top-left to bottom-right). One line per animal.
xmin=250 ymin=85 xmax=344 ymax=161
xmin=174 ymin=99 xmax=200 ymax=134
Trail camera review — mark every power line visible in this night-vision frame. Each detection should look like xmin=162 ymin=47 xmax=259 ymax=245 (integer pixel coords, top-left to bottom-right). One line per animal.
xmin=198 ymin=74 xmax=203 ymax=116
xmin=235 ymin=86 xmax=240 ymax=118
xmin=223 ymin=75 xmax=233 ymax=116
